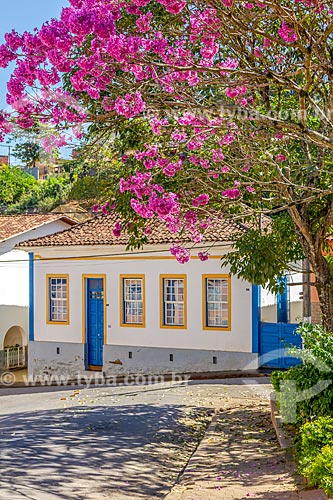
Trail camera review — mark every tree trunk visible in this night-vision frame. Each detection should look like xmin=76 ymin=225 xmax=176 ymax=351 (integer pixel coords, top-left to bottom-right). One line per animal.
xmin=288 ymin=206 xmax=333 ymax=332
xmin=310 ymin=252 xmax=333 ymax=332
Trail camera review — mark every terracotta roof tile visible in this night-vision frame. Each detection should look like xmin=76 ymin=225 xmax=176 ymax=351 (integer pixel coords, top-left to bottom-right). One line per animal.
xmin=0 ymin=214 xmax=77 ymax=243
xmin=17 ymin=213 xmax=269 ymax=248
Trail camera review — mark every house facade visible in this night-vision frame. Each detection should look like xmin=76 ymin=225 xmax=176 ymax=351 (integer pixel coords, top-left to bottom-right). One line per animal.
xmin=0 ymin=214 xmax=77 ymax=370
xmin=18 ymin=214 xmax=262 ymax=378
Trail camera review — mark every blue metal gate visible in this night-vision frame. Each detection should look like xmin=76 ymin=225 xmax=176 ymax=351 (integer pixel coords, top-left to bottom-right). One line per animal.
xmin=259 ymin=323 xmax=302 ymax=368
xmin=86 ymin=278 xmax=104 ymax=367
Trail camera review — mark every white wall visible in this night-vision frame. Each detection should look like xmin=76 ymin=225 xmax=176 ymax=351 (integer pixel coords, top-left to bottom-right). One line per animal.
xmin=0 ymin=220 xmax=72 ymax=307
xmin=0 ymin=220 xmax=74 ymax=348
xmin=0 ymin=306 xmax=28 ymax=349
xmin=0 ymin=250 xmax=29 ymax=307
xmin=32 ymin=246 xmax=254 ymax=354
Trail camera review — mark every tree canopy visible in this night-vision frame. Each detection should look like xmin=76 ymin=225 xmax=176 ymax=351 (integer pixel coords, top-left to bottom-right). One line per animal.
xmin=12 ymin=141 xmax=41 ymax=168
xmin=0 ymin=166 xmax=37 ymax=205
xmin=1 ymin=0 xmax=333 ymax=327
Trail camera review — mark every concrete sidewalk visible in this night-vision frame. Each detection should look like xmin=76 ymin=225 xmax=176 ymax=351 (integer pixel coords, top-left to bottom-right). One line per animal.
xmin=165 ymin=400 xmax=328 ymax=500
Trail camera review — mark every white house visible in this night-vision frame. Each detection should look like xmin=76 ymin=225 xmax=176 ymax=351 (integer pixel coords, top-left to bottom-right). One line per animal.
xmin=0 ymin=214 xmax=77 ymax=370
xmin=17 ymin=213 xmax=267 ymax=379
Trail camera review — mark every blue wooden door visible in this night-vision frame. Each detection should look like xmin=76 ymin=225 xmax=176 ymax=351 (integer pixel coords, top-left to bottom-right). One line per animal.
xmin=260 ymin=322 xmax=282 ymax=368
xmin=87 ymin=278 xmax=104 ymax=366
xmin=259 ymin=322 xmax=302 ymax=368
xmin=282 ymin=324 xmax=303 ymax=368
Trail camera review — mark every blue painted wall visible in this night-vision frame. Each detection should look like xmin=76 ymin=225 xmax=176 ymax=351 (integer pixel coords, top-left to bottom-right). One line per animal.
xmin=29 ymin=253 xmax=34 ymax=341
xmin=277 ymin=275 xmax=289 ymax=323
xmin=252 ymin=285 xmax=261 ymax=353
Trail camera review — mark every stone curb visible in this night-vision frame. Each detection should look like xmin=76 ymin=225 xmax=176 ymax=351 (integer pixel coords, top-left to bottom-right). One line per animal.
xmin=270 ymin=396 xmax=330 ymax=500
xmin=271 ymin=398 xmax=293 ymax=449
xmin=0 ymin=370 xmax=271 ymax=389
xmin=163 ymin=411 xmax=220 ymax=500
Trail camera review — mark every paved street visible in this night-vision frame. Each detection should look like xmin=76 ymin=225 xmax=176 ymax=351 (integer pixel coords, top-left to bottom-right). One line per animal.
xmin=0 ymin=378 xmax=272 ymax=500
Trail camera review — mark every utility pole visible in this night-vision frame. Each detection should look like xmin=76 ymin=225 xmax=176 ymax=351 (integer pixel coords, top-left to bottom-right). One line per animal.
xmin=303 ymin=258 xmax=312 ymax=323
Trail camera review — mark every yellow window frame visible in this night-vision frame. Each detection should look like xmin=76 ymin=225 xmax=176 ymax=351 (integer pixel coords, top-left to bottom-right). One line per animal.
xmin=46 ymin=274 xmax=70 ymax=325
xmin=120 ymin=274 xmax=146 ymax=328
xmin=160 ymin=274 xmax=187 ymax=329
xmin=202 ymin=274 xmax=231 ymax=331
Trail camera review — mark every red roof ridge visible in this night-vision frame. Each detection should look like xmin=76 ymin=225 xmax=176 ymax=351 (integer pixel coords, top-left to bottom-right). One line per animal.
xmin=0 ymin=213 xmax=77 ymax=243
xmin=17 ymin=212 xmax=268 ymax=248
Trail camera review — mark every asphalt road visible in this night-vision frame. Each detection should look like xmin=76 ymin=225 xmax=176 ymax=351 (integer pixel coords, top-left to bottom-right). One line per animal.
xmin=0 ymin=378 xmax=272 ymax=500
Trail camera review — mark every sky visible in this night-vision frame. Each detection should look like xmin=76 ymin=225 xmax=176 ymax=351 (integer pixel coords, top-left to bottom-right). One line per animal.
xmin=0 ymin=0 xmax=69 ymax=157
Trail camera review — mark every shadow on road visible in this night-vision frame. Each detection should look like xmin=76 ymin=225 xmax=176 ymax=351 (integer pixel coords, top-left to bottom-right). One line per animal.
xmin=0 ymin=403 xmax=208 ymax=500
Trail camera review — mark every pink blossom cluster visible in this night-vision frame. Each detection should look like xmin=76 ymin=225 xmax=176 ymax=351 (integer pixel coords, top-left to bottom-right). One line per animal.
xmin=170 ymin=244 xmax=191 ymax=264
xmin=275 ymin=154 xmax=287 ymax=162
xmin=0 ymin=0 xmax=324 ymax=142
xmin=198 ymin=251 xmax=209 ymax=261
xmin=222 ymin=188 xmax=241 ymax=199
xmin=0 ymin=0 xmax=328 ymax=261
xmin=192 ymin=194 xmax=209 ymax=207
xmin=0 ymin=112 xmax=13 ymax=140
xmin=278 ymin=23 xmax=297 ymax=43
xmin=115 ymin=92 xmax=146 ymax=119
xmin=92 ymin=202 xmax=110 ymax=215
xmin=225 ymin=86 xmax=247 ymax=99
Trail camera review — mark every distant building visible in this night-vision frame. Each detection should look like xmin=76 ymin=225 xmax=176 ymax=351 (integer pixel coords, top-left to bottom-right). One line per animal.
xmin=21 ymin=159 xmax=65 ymax=180
xmin=0 ymin=155 xmax=9 ymax=166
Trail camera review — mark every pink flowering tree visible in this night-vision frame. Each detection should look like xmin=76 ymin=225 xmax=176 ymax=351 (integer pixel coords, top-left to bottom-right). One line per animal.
xmin=1 ymin=0 xmax=333 ymax=328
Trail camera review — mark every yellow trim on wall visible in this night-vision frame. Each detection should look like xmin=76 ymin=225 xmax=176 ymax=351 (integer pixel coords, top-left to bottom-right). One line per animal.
xmin=36 ymin=255 xmax=224 ymax=262
xmin=120 ymin=274 xmax=146 ymax=328
xmin=202 ymin=274 xmax=231 ymax=331
xmin=46 ymin=274 xmax=70 ymax=325
xmin=81 ymin=274 xmax=107 ymax=345
xmin=160 ymin=274 xmax=187 ymax=329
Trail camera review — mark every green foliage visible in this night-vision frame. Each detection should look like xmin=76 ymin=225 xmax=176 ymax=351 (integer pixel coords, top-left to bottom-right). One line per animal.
xmin=112 ymin=118 xmax=153 ymax=155
xmin=6 ymin=175 xmax=71 ymax=213
xmin=304 ymin=445 xmax=333 ymax=495
xmin=299 ymin=417 xmax=333 ymax=463
xmin=272 ymin=364 xmax=333 ymax=424
xmin=296 ymin=322 xmax=333 ymax=368
xmin=273 ymin=325 xmax=333 ymax=495
xmin=12 ymin=142 xmax=41 ymax=168
xmin=271 ymin=323 xmax=333 ymax=424
xmin=70 ymin=159 xmax=121 ymax=206
xmin=223 ymin=213 xmax=304 ymax=293
xmin=0 ymin=166 xmax=37 ymax=205
xmin=297 ymin=418 xmax=333 ymax=495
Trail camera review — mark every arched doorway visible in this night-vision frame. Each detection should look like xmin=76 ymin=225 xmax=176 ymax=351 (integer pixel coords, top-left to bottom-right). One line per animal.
xmin=3 ymin=326 xmax=27 ymax=370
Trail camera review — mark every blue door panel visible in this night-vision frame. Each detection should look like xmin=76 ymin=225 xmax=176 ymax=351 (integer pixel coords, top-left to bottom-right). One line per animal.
xmin=86 ymin=278 xmax=104 ymax=366
xmin=260 ymin=323 xmax=282 ymax=367
xmin=259 ymin=322 xmax=302 ymax=368
xmin=282 ymin=326 xmax=302 ymax=368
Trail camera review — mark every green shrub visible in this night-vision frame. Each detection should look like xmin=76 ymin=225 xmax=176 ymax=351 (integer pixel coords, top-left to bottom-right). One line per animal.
xmin=297 ymin=417 xmax=333 ymax=495
xmin=298 ymin=322 xmax=333 ymax=369
xmin=271 ymin=323 xmax=333 ymax=424
xmin=298 ymin=417 xmax=333 ymax=464
xmin=273 ymin=324 xmax=333 ymax=495
xmin=304 ymin=445 xmax=333 ymax=495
